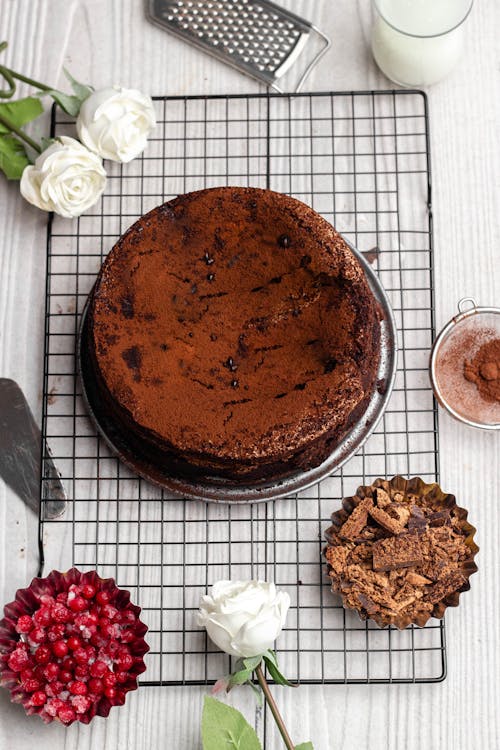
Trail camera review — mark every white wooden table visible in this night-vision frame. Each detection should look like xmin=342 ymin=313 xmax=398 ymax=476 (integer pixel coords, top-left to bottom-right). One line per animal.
xmin=0 ymin=1 xmax=499 ymax=748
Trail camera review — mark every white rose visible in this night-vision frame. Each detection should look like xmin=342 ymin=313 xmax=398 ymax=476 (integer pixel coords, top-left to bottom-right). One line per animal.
xmin=20 ymin=136 xmax=106 ymax=219
xmin=76 ymin=86 xmax=156 ymax=163
xmin=198 ymin=580 xmax=290 ymax=658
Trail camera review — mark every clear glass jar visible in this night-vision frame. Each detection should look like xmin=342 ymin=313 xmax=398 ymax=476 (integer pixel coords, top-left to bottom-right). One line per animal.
xmin=371 ymin=0 xmax=474 ymax=87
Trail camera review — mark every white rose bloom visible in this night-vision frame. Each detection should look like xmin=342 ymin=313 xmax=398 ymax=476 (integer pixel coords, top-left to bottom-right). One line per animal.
xmin=76 ymin=86 xmax=156 ymax=163
xmin=20 ymin=136 xmax=106 ymax=219
xmin=198 ymin=580 xmax=290 ymax=658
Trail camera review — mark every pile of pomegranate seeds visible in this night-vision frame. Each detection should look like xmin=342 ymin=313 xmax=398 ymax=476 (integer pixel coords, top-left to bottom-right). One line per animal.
xmin=2 ymin=577 xmax=147 ymax=725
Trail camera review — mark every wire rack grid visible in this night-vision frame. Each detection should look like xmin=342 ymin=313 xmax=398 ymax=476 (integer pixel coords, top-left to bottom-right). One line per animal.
xmin=40 ymin=90 xmax=445 ymax=686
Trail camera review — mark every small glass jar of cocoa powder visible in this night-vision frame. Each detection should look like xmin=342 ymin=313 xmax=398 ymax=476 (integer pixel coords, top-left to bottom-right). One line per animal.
xmin=430 ymin=298 xmax=500 ymax=429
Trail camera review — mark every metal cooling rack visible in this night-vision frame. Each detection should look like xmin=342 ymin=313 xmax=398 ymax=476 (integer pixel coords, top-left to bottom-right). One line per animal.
xmin=39 ymin=90 xmax=445 ymax=686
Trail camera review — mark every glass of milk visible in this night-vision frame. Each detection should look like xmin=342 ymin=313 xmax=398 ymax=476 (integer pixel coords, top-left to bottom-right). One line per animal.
xmin=371 ymin=0 xmax=474 ymax=87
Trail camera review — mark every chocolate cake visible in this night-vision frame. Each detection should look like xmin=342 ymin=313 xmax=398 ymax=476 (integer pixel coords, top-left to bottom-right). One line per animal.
xmin=324 ymin=477 xmax=478 ymax=628
xmin=82 ymin=187 xmax=381 ymax=482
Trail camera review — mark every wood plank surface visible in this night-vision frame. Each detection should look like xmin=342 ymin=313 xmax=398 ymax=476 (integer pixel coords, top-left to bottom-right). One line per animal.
xmin=0 ymin=1 xmax=498 ymax=748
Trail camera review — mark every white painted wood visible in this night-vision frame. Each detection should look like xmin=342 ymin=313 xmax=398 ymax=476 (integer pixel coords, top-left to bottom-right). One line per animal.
xmin=0 ymin=1 xmax=498 ymax=748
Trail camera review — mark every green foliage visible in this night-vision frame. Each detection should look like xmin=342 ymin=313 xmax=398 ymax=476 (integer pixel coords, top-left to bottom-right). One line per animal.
xmin=202 ymin=696 xmax=262 ymax=750
xmin=63 ymin=68 xmax=93 ymax=101
xmin=42 ymin=69 xmax=93 ymax=117
xmin=0 ymin=133 xmax=29 ymax=179
xmin=0 ymin=97 xmax=43 ymax=179
xmin=263 ymin=650 xmax=296 ymax=688
xmin=0 ymin=96 xmax=43 ymax=133
xmin=295 ymin=743 xmax=315 ymax=749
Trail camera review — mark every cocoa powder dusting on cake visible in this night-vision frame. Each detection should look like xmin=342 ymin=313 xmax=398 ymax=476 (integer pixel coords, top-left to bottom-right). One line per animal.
xmin=464 ymin=338 xmax=500 ymax=403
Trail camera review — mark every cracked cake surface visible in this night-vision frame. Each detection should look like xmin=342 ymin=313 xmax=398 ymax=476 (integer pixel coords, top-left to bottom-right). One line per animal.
xmin=84 ymin=187 xmax=381 ymax=480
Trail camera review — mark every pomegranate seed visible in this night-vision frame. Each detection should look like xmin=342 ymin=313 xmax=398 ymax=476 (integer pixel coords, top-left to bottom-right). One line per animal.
xmin=20 ymin=668 xmax=34 ymax=682
xmin=66 ymin=635 xmax=82 ymax=651
xmin=47 ymin=623 xmax=65 ymax=642
xmin=114 ymin=671 xmax=128 ymax=684
xmin=106 ymin=638 xmax=120 ymax=655
xmin=15 ymin=615 xmax=33 ymax=633
xmin=120 ymin=629 xmax=135 ymax=643
xmin=8 ymin=648 xmax=31 ymax=672
xmin=58 ymin=705 xmax=76 ymax=723
xmin=120 ymin=610 xmax=136 ymax=625
xmin=72 ymin=695 xmax=92 ymax=714
xmin=120 ymin=609 xmax=136 ymax=625
xmin=96 ymin=590 xmax=111 ymax=605
xmin=89 ymin=660 xmax=107 ymax=678
xmin=43 ymin=662 xmax=60 ymax=681
xmin=90 ymin=632 xmax=107 ymax=649
xmin=71 ymin=695 xmax=92 ymax=714
xmin=52 ymin=640 xmax=68 ymax=658
xmin=85 ymin=645 xmax=96 ymax=659
xmin=74 ymin=664 xmax=89 ymax=679
xmin=52 ymin=604 xmax=71 ymax=623
xmin=88 ymin=677 xmax=104 ymax=694
xmin=59 ymin=669 xmax=73 ymax=684
xmin=56 ymin=592 xmax=68 ymax=603
xmin=29 ymin=627 xmax=47 ymax=644
xmin=81 ymin=584 xmax=96 ymax=599
xmin=33 ymin=607 xmax=52 ymax=627
xmin=102 ymin=671 xmax=116 ymax=688
xmin=46 ymin=680 xmax=64 ymax=698
xmin=73 ymin=647 xmax=89 ymax=665
xmin=69 ymin=680 xmax=87 ymax=695
xmin=34 ymin=645 xmax=51 ymax=664
xmin=101 ymin=604 xmax=118 ymax=621
xmin=23 ymin=678 xmax=42 ymax=693
xmin=40 ymin=594 xmax=55 ymax=606
xmin=68 ymin=596 xmax=87 ymax=613
xmin=62 ymin=655 xmax=76 ymax=670
xmin=31 ymin=691 xmax=47 ymax=706
xmin=45 ymin=697 xmax=64 ymax=716
xmin=33 ymin=664 xmax=45 ymax=680
xmin=115 ymin=651 xmax=133 ymax=670
xmin=104 ymin=686 xmax=116 ymax=700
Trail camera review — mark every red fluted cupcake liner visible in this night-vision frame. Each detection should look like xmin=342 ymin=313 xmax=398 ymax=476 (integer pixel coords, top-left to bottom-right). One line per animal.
xmin=0 ymin=568 xmax=149 ymax=725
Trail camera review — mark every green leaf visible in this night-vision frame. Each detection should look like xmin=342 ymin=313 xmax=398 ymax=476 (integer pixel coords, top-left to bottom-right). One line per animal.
xmin=63 ymin=68 xmax=93 ymax=102
xmin=40 ymin=136 xmax=56 ymax=151
xmin=42 ymin=89 xmax=82 ymax=117
xmin=263 ymin=654 xmax=295 ymax=688
xmin=227 ymin=668 xmax=252 ymax=690
xmin=202 ymin=696 xmax=262 ymax=750
xmin=0 ymin=133 xmax=29 ymax=179
xmin=242 ymin=655 xmax=263 ymax=671
xmin=0 ymin=96 xmax=43 ymax=133
xmin=295 ymin=743 xmax=314 ymax=750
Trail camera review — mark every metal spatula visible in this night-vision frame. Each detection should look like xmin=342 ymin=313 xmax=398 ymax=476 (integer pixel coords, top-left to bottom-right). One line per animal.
xmin=0 ymin=379 xmax=66 ymax=519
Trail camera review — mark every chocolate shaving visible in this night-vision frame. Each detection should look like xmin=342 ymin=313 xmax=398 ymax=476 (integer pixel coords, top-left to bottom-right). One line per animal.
xmin=372 ymin=534 xmax=424 ymax=572
xmin=338 ymin=497 xmax=373 ymax=541
xmin=426 ymin=570 xmax=467 ymax=604
xmin=428 ymin=510 xmax=451 ymax=527
xmin=368 ymin=505 xmax=406 ymax=535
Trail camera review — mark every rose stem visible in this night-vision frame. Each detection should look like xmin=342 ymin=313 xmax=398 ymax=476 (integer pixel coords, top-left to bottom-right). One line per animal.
xmin=0 ymin=111 xmax=41 ymax=152
xmin=0 ymin=41 xmax=53 ymax=95
xmin=255 ymin=664 xmax=295 ymax=750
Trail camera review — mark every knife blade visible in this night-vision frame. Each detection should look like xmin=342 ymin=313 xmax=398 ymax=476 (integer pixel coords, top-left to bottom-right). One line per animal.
xmin=0 ymin=378 xmax=66 ymax=519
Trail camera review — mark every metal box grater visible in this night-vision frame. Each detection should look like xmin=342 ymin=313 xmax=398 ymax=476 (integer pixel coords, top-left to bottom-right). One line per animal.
xmin=147 ymin=0 xmax=330 ymax=91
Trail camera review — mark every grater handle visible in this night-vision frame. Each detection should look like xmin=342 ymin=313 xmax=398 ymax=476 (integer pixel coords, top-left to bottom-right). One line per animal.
xmin=272 ymin=24 xmax=331 ymax=93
